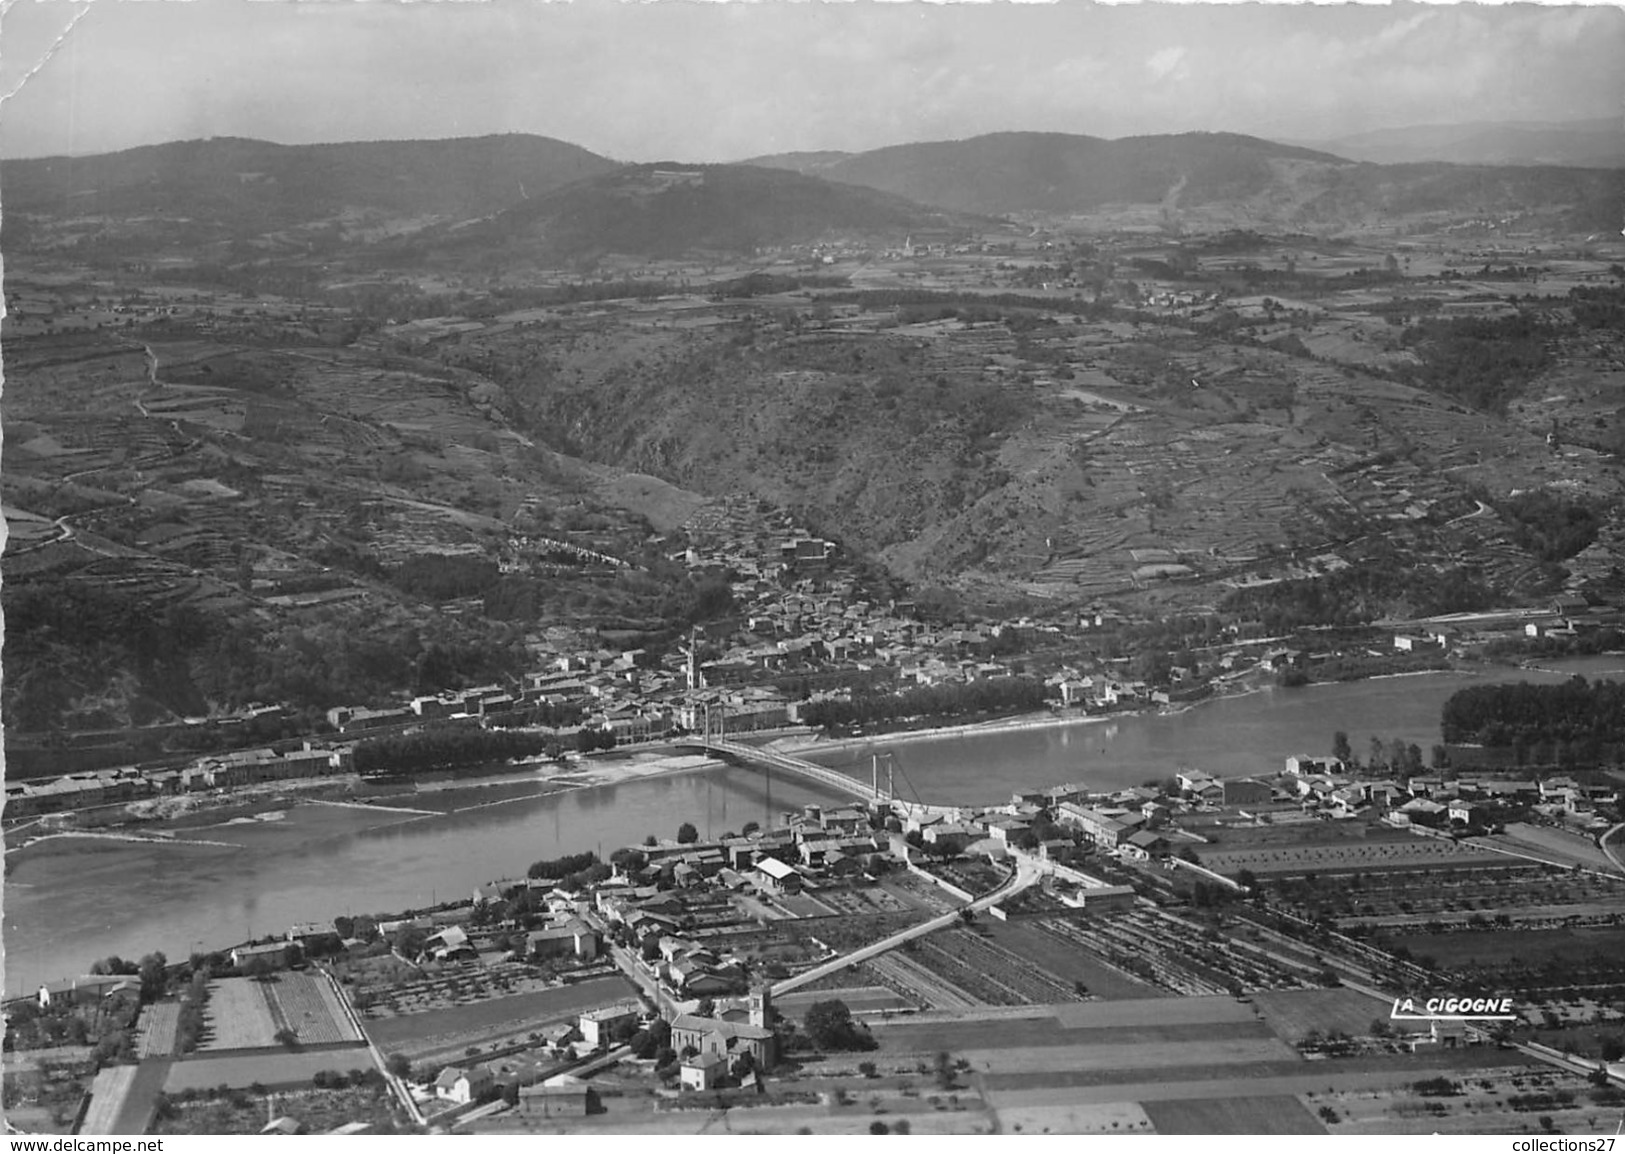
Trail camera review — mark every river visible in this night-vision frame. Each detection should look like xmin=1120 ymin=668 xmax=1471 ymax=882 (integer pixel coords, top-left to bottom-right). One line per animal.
xmin=5 ymin=656 xmax=1620 ymax=996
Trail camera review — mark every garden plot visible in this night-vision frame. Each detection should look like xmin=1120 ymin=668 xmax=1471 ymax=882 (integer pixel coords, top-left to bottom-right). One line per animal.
xmin=365 ymin=974 xmax=636 ymax=1049
xmin=909 ymin=928 xmax=1085 ymax=1006
xmin=867 ymin=952 xmax=981 ymax=1013
xmin=262 ymin=973 xmax=361 ymax=1046
xmin=359 ymin=959 xmax=568 ymax=1018
xmin=137 ymin=1002 xmax=181 ymax=1059
xmin=990 ymin=921 xmax=1163 ymax=1000
xmin=199 ymin=978 xmax=280 ymax=1051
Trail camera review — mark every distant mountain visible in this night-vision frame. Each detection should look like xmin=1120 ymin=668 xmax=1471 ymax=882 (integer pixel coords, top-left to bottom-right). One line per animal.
xmin=744 ymin=131 xmax=1351 ymax=215
xmin=743 ymin=129 xmax=1625 ymax=231
xmin=415 ymin=163 xmax=991 ymax=264
xmin=1309 ymin=119 xmax=1625 ymax=169
xmin=0 ymin=134 xmax=619 ymax=228
xmin=737 ymin=150 xmax=855 ymax=174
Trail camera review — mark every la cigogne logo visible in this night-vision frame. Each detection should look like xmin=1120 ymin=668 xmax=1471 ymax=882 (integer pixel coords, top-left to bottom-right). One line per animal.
xmin=1389 ymin=995 xmax=1520 ymax=1022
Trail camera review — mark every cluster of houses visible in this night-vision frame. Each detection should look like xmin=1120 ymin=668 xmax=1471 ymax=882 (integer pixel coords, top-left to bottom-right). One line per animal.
xmin=2 ymin=741 xmax=355 ymax=817
xmin=1189 ymin=756 xmax=1625 ymax=832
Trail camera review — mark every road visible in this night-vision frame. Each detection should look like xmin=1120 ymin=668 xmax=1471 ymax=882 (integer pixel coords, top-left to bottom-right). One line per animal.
xmin=318 ymin=966 xmax=425 ymax=1127
xmin=771 ymin=857 xmax=1041 ymax=996
xmin=1600 ymin=823 xmax=1625 ymax=877
xmin=608 ymin=945 xmax=678 ymax=1018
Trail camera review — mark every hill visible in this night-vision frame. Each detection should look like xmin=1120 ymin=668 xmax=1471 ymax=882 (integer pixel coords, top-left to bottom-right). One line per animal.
xmin=411 ymin=163 xmax=992 ymax=264
xmin=1310 ymin=119 xmax=1625 ymax=169
xmin=745 ymin=131 xmax=1350 ymax=215
xmin=0 ymin=134 xmax=619 ymax=239
xmin=743 ymin=130 xmax=1624 ymax=230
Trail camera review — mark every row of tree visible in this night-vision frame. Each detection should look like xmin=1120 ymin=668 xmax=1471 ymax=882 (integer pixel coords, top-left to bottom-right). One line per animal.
xmin=352 ymin=724 xmax=560 ymax=776
xmin=1441 ymin=676 xmax=1625 ymax=748
xmin=798 ymin=676 xmax=1048 ymax=729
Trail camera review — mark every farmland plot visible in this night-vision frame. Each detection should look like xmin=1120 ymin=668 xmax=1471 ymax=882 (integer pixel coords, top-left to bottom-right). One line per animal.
xmin=199 ymin=978 xmax=279 ymax=1051
xmin=137 ymin=1002 xmax=181 ymax=1059
xmin=912 ymin=929 xmax=1085 ymax=1005
xmin=262 ymin=974 xmax=361 ymax=1046
xmin=1143 ymin=1095 xmax=1325 ymax=1135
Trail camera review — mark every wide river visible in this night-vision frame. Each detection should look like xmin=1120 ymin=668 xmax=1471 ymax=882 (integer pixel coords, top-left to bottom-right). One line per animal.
xmin=6 ymin=656 xmax=1621 ymax=995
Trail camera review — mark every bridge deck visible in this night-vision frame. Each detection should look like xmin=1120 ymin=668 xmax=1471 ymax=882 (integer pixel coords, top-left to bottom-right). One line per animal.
xmin=679 ymin=739 xmax=881 ymax=801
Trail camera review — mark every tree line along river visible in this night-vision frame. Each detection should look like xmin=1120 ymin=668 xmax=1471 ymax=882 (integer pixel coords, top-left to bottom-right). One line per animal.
xmin=5 ymin=656 xmax=1621 ymax=997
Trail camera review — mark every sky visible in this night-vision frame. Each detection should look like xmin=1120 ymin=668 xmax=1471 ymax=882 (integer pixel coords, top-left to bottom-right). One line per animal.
xmin=1 ymin=0 xmax=1622 ymax=162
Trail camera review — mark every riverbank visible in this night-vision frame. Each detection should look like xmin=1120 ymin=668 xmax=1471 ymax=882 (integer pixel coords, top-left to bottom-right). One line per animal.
xmin=775 ymin=657 xmax=1625 ymax=783
xmin=773 ymin=671 xmax=1276 ymax=771
xmin=11 ymin=656 xmax=1621 ymax=996
xmin=7 ymin=750 xmax=732 ymax=843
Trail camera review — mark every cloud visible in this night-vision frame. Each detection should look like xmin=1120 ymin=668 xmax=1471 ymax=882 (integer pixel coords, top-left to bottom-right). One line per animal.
xmin=1 ymin=1 xmax=1621 ymax=161
xmin=1145 ymin=46 xmax=1188 ymax=83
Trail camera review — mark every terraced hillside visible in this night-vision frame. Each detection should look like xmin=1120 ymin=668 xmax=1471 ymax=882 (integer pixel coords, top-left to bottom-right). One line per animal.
xmin=432 ymin=276 xmax=1625 ymax=615
xmin=0 ymin=329 xmax=710 ymax=748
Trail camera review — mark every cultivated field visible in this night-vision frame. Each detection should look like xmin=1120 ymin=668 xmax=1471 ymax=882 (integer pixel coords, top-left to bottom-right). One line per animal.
xmin=200 ymin=978 xmax=280 ymax=1051
xmin=1381 ymin=925 xmax=1625 ymax=972
xmin=1316 ymin=1066 xmax=1625 ymax=1135
xmin=137 ymin=1002 xmax=181 ymax=1059
xmin=1142 ymin=1095 xmax=1325 ymax=1134
xmin=1201 ymin=836 xmax=1506 ymax=875
xmin=1250 ymin=988 xmax=1393 ymax=1043
xmin=960 ymin=1037 xmax=1299 ymax=1076
xmin=263 ymin=973 xmax=361 ymax=1045
xmin=777 ymin=986 xmax=916 ymax=1018
xmin=364 ymin=974 xmax=636 ymax=1048
xmin=163 ymin=1050 xmax=372 ymax=1093
xmin=197 ymin=974 xmax=358 ymax=1051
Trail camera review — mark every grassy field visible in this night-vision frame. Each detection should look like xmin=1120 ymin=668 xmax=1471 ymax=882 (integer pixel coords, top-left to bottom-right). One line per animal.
xmin=1251 ymin=988 xmax=1393 ymax=1042
xmin=777 ymin=986 xmax=916 ymax=1017
xmin=200 ymin=978 xmax=279 ymax=1051
xmin=872 ymin=1016 xmax=1278 ymax=1055
xmin=1143 ymin=1094 xmax=1326 ymax=1134
xmin=163 ymin=1049 xmax=371 ymax=1092
xmin=1493 ymin=824 xmax=1618 ymax=872
xmin=998 ymin=1101 xmax=1154 ymax=1135
xmin=959 ymin=1037 xmax=1298 ymax=1076
xmin=365 ymin=975 xmax=635 ymax=1047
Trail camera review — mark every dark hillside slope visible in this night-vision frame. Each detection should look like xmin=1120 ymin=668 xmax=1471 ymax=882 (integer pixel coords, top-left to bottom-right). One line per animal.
xmin=746 ymin=130 xmax=1623 ymax=229
xmin=1295 ymin=162 xmax=1625 ymax=231
xmin=759 ymin=131 xmax=1349 ymax=214
xmin=416 ymin=163 xmax=992 ymax=264
xmin=1 ymin=134 xmax=618 ymax=226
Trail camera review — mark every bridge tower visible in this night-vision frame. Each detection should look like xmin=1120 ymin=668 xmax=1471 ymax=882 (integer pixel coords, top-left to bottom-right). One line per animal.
xmin=870 ymin=751 xmax=896 ymax=801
